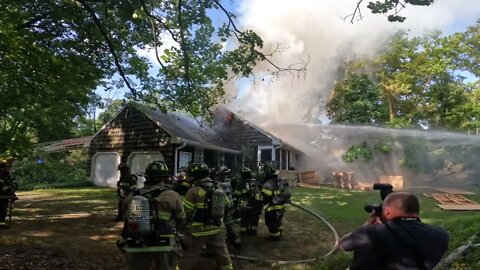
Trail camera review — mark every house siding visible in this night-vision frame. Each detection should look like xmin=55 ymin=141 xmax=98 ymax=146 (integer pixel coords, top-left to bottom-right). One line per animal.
xmin=214 ymin=111 xmax=274 ymax=170
xmin=88 ymin=106 xmax=175 ymax=174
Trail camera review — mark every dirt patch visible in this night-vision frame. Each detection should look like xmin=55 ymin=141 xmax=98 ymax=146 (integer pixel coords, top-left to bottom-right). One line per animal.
xmin=0 ymin=246 xmax=99 ymax=270
xmin=1 ymin=188 xmax=334 ymax=269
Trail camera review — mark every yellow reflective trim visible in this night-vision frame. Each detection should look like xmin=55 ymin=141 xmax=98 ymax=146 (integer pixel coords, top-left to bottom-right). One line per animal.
xmin=159 ymin=234 xmax=174 ymax=238
xmin=220 ymin=264 xmax=233 ymax=270
xmin=266 ymin=205 xmax=286 ymax=211
xmin=195 ymin=203 xmax=206 ymax=208
xmin=191 ymin=222 xmax=204 ymax=226
xmin=270 ymin=231 xmax=281 ymax=236
xmin=192 ymin=229 xmax=220 ymax=237
xmin=262 ymin=189 xmax=273 ymax=195
xmin=125 ymin=246 xmax=173 ymax=253
xmin=183 ymin=198 xmax=195 ymax=209
xmin=198 ymin=189 xmax=206 ymax=196
xmin=156 ymin=211 xmax=171 ymax=221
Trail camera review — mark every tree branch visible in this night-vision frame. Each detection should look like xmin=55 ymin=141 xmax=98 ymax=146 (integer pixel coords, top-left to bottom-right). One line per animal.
xmin=343 ymin=0 xmax=364 ymax=23
xmin=138 ymin=0 xmax=168 ymax=73
xmin=77 ymin=0 xmax=138 ymax=100
xmin=138 ymin=0 xmax=181 ymax=44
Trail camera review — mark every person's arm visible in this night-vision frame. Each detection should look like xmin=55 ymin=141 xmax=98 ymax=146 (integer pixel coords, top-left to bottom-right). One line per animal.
xmin=261 ymin=182 xmax=273 ymax=204
xmin=339 ymin=212 xmax=380 ymax=251
xmin=172 ymin=193 xmax=186 ymax=229
xmin=182 ymin=187 xmax=197 ymax=222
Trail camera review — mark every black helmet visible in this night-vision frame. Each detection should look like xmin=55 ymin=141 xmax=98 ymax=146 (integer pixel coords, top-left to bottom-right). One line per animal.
xmin=118 ymin=163 xmax=130 ymax=171
xmin=189 ymin=163 xmax=210 ymax=179
xmin=240 ymin=167 xmax=252 ymax=178
xmin=263 ymin=164 xmax=276 ymax=176
xmin=218 ymin=165 xmax=231 ymax=175
xmin=145 ymin=160 xmax=169 ymax=177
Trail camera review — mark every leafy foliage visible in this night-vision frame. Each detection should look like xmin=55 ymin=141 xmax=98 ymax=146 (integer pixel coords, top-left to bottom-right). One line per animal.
xmin=14 ymin=150 xmax=90 ymax=190
xmin=327 ymin=25 xmax=480 ymax=131
xmin=327 ymin=73 xmax=388 ymax=124
xmin=366 ymin=0 xmax=435 ymax=22
xmin=342 ymin=141 xmax=391 ymax=163
xmin=1 ymin=0 xmax=305 ymax=158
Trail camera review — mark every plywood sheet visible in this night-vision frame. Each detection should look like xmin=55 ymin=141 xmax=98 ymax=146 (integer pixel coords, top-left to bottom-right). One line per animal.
xmin=431 ymin=194 xmax=478 ymax=205
xmin=437 ymin=204 xmax=480 ymax=211
xmin=434 ymin=188 xmax=476 ymax=195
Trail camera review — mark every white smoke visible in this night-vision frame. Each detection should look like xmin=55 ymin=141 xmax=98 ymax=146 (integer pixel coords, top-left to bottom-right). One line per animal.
xmin=221 ymin=0 xmax=480 ymax=187
xmin=229 ymin=0 xmax=480 ymax=124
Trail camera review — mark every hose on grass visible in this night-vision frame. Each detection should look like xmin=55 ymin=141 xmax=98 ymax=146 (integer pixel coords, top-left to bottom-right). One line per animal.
xmin=230 ymin=201 xmax=340 ymax=265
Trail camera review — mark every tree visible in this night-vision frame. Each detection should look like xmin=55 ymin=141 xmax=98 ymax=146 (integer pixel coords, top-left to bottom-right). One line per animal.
xmin=0 ymin=0 xmax=306 ymax=158
xmin=348 ymin=0 xmax=435 ymax=23
xmin=327 ymin=73 xmax=388 ymax=124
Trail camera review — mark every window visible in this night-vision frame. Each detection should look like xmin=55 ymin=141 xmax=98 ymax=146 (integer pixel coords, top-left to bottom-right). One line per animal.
xmin=179 ymin=151 xmax=192 ymax=169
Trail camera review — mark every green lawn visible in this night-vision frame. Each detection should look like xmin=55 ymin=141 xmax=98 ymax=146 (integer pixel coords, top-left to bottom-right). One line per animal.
xmin=290 ymin=187 xmax=480 ymax=270
xmin=1 ymin=186 xmax=479 ymax=269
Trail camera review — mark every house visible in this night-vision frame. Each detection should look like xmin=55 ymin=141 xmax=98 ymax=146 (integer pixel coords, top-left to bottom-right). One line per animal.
xmin=213 ymin=107 xmax=301 ymax=172
xmin=87 ymin=104 xmax=303 ymax=187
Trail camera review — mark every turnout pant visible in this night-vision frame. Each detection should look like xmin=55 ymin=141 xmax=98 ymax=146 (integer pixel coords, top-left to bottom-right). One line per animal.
xmin=0 ymin=199 xmax=9 ymax=226
xmin=116 ymin=196 xmax=124 ymax=220
xmin=125 ymin=251 xmax=179 ymax=270
xmin=179 ymin=229 xmax=233 ymax=270
xmin=264 ymin=206 xmax=285 ymax=238
xmin=240 ymin=203 xmax=262 ymax=234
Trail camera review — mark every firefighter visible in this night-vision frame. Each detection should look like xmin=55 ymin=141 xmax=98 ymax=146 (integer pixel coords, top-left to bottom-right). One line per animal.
xmin=216 ymin=166 xmax=241 ymax=249
xmin=0 ymin=158 xmax=18 ymax=228
xmin=173 ymin=166 xmax=192 ymax=196
xmin=115 ymin=163 xmax=138 ymax=222
xmin=234 ymin=167 xmax=263 ymax=235
xmin=179 ymin=163 xmax=233 ymax=270
xmin=119 ymin=160 xmax=186 ymax=270
xmin=261 ymin=164 xmax=291 ymax=241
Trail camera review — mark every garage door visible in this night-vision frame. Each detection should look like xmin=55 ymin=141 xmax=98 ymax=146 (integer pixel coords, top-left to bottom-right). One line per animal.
xmin=128 ymin=152 xmax=165 ymax=177
xmin=91 ymin=152 xmax=120 ymax=188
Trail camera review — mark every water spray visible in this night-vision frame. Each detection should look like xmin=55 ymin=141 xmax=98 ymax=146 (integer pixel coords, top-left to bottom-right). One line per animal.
xmin=230 ymin=201 xmax=339 ymax=265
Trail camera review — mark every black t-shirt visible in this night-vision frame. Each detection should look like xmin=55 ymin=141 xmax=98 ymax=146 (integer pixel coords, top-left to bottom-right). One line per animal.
xmin=341 ymin=218 xmax=449 ymax=270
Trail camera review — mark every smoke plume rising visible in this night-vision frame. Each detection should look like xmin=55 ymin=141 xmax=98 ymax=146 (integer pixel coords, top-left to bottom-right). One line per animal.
xmin=225 ymin=0 xmax=480 ymax=189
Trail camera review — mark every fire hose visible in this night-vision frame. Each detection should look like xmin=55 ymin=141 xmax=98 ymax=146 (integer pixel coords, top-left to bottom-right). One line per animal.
xmin=230 ymin=201 xmax=339 ymax=265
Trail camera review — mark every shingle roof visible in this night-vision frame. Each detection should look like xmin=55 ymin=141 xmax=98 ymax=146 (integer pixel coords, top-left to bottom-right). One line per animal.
xmin=142 ymin=108 xmax=239 ymax=154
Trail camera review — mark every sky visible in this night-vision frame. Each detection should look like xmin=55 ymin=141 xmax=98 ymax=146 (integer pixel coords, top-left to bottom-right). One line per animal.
xmin=96 ymin=0 xmax=480 ymax=123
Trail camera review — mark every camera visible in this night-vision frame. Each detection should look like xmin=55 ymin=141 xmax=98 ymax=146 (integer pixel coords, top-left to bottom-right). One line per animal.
xmin=364 ymin=183 xmax=394 ymax=216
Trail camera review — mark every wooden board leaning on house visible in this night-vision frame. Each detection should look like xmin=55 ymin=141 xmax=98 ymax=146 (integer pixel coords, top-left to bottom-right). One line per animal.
xmin=298 ymin=170 xmax=317 ymax=185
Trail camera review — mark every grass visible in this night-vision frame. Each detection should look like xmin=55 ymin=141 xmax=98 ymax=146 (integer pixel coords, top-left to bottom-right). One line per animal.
xmin=291 ymin=187 xmax=480 ymax=270
xmin=1 ymin=186 xmax=479 ymax=269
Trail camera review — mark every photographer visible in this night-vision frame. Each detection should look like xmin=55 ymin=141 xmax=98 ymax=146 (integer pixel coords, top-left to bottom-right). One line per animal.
xmin=339 ymin=192 xmax=449 ymax=270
